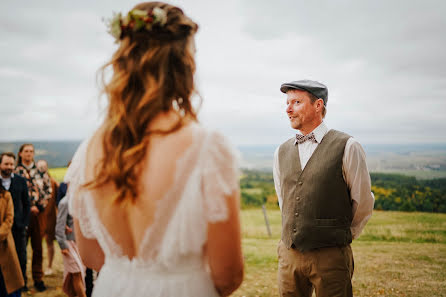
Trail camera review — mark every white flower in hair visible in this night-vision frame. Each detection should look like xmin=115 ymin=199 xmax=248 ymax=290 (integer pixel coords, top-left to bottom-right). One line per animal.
xmin=153 ymin=7 xmax=167 ymax=25
xmin=105 ymin=12 xmax=123 ymax=41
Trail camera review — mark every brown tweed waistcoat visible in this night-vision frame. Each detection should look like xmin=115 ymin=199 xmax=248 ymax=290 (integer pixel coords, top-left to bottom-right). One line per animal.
xmin=278 ymin=129 xmax=353 ymax=251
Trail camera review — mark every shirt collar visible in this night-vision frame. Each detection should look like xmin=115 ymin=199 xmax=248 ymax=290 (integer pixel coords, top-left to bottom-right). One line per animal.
xmin=312 ymin=122 xmax=328 ymax=143
xmin=296 ymin=122 xmax=328 ymax=144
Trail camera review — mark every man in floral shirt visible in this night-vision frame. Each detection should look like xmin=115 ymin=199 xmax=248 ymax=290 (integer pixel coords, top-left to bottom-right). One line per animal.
xmin=14 ymin=143 xmax=50 ymax=292
xmin=15 ymin=146 xmax=39 ymax=209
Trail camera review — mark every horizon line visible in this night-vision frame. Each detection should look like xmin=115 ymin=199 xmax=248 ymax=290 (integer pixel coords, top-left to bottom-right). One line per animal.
xmin=1 ymin=140 xmax=446 ymax=147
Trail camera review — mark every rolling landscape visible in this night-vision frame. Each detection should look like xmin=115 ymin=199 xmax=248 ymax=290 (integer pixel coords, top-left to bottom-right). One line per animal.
xmin=239 ymin=143 xmax=446 ymax=179
xmin=3 ymin=141 xmax=446 ymax=296
xmin=2 ymin=141 xmax=446 ymax=179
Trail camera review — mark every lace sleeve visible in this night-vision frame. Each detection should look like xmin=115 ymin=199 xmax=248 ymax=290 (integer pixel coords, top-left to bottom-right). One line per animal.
xmin=65 ymin=138 xmax=96 ymax=239
xmin=202 ymin=130 xmax=240 ymax=223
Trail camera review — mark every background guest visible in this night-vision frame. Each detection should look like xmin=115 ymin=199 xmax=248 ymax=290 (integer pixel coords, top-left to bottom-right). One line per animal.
xmin=0 ymin=184 xmax=25 ymax=297
xmin=0 ymin=152 xmax=30 ymax=292
xmin=56 ymin=182 xmax=67 ymax=207
xmin=56 ymin=193 xmax=86 ymax=297
xmin=56 ymin=161 xmax=71 ymax=207
xmin=15 ymin=144 xmax=48 ymax=292
xmin=36 ymin=160 xmax=59 ymax=276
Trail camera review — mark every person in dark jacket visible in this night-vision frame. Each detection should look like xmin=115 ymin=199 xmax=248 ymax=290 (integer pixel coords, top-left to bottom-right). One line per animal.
xmin=56 ymin=161 xmax=71 ymax=207
xmin=0 ymin=152 xmax=30 ymax=292
xmin=56 ymin=182 xmax=68 ymax=207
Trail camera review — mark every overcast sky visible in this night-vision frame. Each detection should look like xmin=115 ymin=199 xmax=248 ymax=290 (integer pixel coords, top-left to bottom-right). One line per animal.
xmin=1 ymin=0 xmax=445 ymax=145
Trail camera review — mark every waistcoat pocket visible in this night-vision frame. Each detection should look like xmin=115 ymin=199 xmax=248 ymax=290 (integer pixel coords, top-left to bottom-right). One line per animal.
xmin=315 ymin=218 xmax=338 ymax=226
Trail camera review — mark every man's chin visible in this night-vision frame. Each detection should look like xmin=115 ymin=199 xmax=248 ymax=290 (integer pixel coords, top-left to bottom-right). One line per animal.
xmin=290 ymin=122 xmax=301 ymax=130
xmin=0 ymin=170 xmax=12 ymax=177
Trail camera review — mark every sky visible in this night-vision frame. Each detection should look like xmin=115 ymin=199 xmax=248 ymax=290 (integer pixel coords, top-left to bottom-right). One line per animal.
xmin=1 ymin=0 xmax=445 ymax=145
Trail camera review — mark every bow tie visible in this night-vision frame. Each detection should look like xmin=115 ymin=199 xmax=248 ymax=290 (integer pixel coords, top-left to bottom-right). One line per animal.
xmin=295 ymin=132 xmax=317 ymax=144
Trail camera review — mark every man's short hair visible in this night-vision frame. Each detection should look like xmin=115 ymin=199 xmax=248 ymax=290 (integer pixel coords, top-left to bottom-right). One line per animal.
xmin=307 ymin=92 xmax=327 ymax=118
xmin=0 ymin=152 xmax=16 ymax=164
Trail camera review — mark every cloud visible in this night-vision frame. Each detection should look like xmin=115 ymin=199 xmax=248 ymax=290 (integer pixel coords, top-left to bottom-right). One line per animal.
xmin=0 ymin=0 xmax=445 ymax=144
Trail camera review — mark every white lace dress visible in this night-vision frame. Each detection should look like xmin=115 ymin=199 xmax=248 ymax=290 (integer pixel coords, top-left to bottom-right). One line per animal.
xmin=65 ymin=125 xmax=239 ymax=297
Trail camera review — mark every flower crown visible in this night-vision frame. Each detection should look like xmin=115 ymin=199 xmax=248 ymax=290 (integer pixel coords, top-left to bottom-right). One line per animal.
xmin=105 ymin=8 xmax=168 ymax=42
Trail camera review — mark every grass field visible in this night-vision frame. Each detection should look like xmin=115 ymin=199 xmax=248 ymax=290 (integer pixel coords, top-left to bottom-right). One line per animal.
xmin=48 ymin=168 xmax=67 ymax=183
xmin=234 ymin=209 xmax=446 ymax=297
xmin=25 ymin=209 xmax=446 ymax=297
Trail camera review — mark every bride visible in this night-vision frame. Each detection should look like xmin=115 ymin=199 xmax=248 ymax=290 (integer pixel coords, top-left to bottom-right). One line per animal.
xmin=64 ymin=2 xmax=243 ymax=296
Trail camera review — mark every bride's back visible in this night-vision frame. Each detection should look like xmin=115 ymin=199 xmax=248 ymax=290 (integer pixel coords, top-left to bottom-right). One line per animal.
xmin=85 ymin=116 xmax=196 ymax=259
xmin=75 ymin=2 xmax=201 ymax=260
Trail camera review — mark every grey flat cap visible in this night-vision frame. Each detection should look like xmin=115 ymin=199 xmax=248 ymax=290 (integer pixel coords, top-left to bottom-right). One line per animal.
xmin=280 ymin=79 xmax=328 ymax=106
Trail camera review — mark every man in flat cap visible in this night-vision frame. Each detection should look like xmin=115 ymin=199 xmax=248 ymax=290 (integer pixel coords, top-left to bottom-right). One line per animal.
xmin=273 ymin=79 xmax=374 ymax=297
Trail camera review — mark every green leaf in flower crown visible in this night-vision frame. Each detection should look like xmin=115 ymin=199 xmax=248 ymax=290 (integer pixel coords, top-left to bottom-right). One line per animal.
xmin=134 ymin=19 xmax=145 ymax=31
xmin=105 ymin=12 xmax=122 ymax=41
xmin=110 ymin=21 xmax=122 ymax=39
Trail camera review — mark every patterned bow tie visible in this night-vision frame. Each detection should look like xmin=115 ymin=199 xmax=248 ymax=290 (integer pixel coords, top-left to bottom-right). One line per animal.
xmin=295 ymin=132 xmax=317 ymax=144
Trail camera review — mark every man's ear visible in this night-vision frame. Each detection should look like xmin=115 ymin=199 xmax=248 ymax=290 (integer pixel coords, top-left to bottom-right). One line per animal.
xmin=316 ymin=98 xmax=324 ymax=111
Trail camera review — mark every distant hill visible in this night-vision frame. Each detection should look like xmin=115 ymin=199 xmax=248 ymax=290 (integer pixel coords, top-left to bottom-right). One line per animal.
xmin=238 ymin=143 xmax=446 ymax=179
xmin=1 ymin=141 xmax=446 ymax=179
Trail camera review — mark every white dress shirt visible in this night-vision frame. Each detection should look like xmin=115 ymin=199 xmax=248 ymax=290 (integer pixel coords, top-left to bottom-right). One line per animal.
xmin=273 ymin=122 xmax=375 ymax=239
xmin=1 ymin=173 xmax=13 ymax=191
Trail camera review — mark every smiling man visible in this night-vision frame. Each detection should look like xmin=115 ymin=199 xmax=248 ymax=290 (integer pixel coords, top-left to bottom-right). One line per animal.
xmin=273 ymin=79 xmax=374 ymax=297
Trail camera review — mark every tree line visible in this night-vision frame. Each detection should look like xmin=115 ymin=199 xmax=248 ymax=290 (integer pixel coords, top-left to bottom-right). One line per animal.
xmin=240 ymin=170 xmax=446 ymax=213
xmin=371 ymin=173 xmax=446 ymax=213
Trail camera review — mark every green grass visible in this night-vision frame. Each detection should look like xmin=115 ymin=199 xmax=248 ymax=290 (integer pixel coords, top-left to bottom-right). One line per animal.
xmin=233 ymin=209 xmax=446 ymax=297
xmin=48 ymin=167 xmax=68 ymax=183
xmin=241 ymin=208 xmax=446 ymax=244
xmin=29 ymin=209 xmax=446 ymax=297
xmin=242 ymin=188 xmax=264 ymax=195
xmin=359 ymin=211 xmax=446 ymax=243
